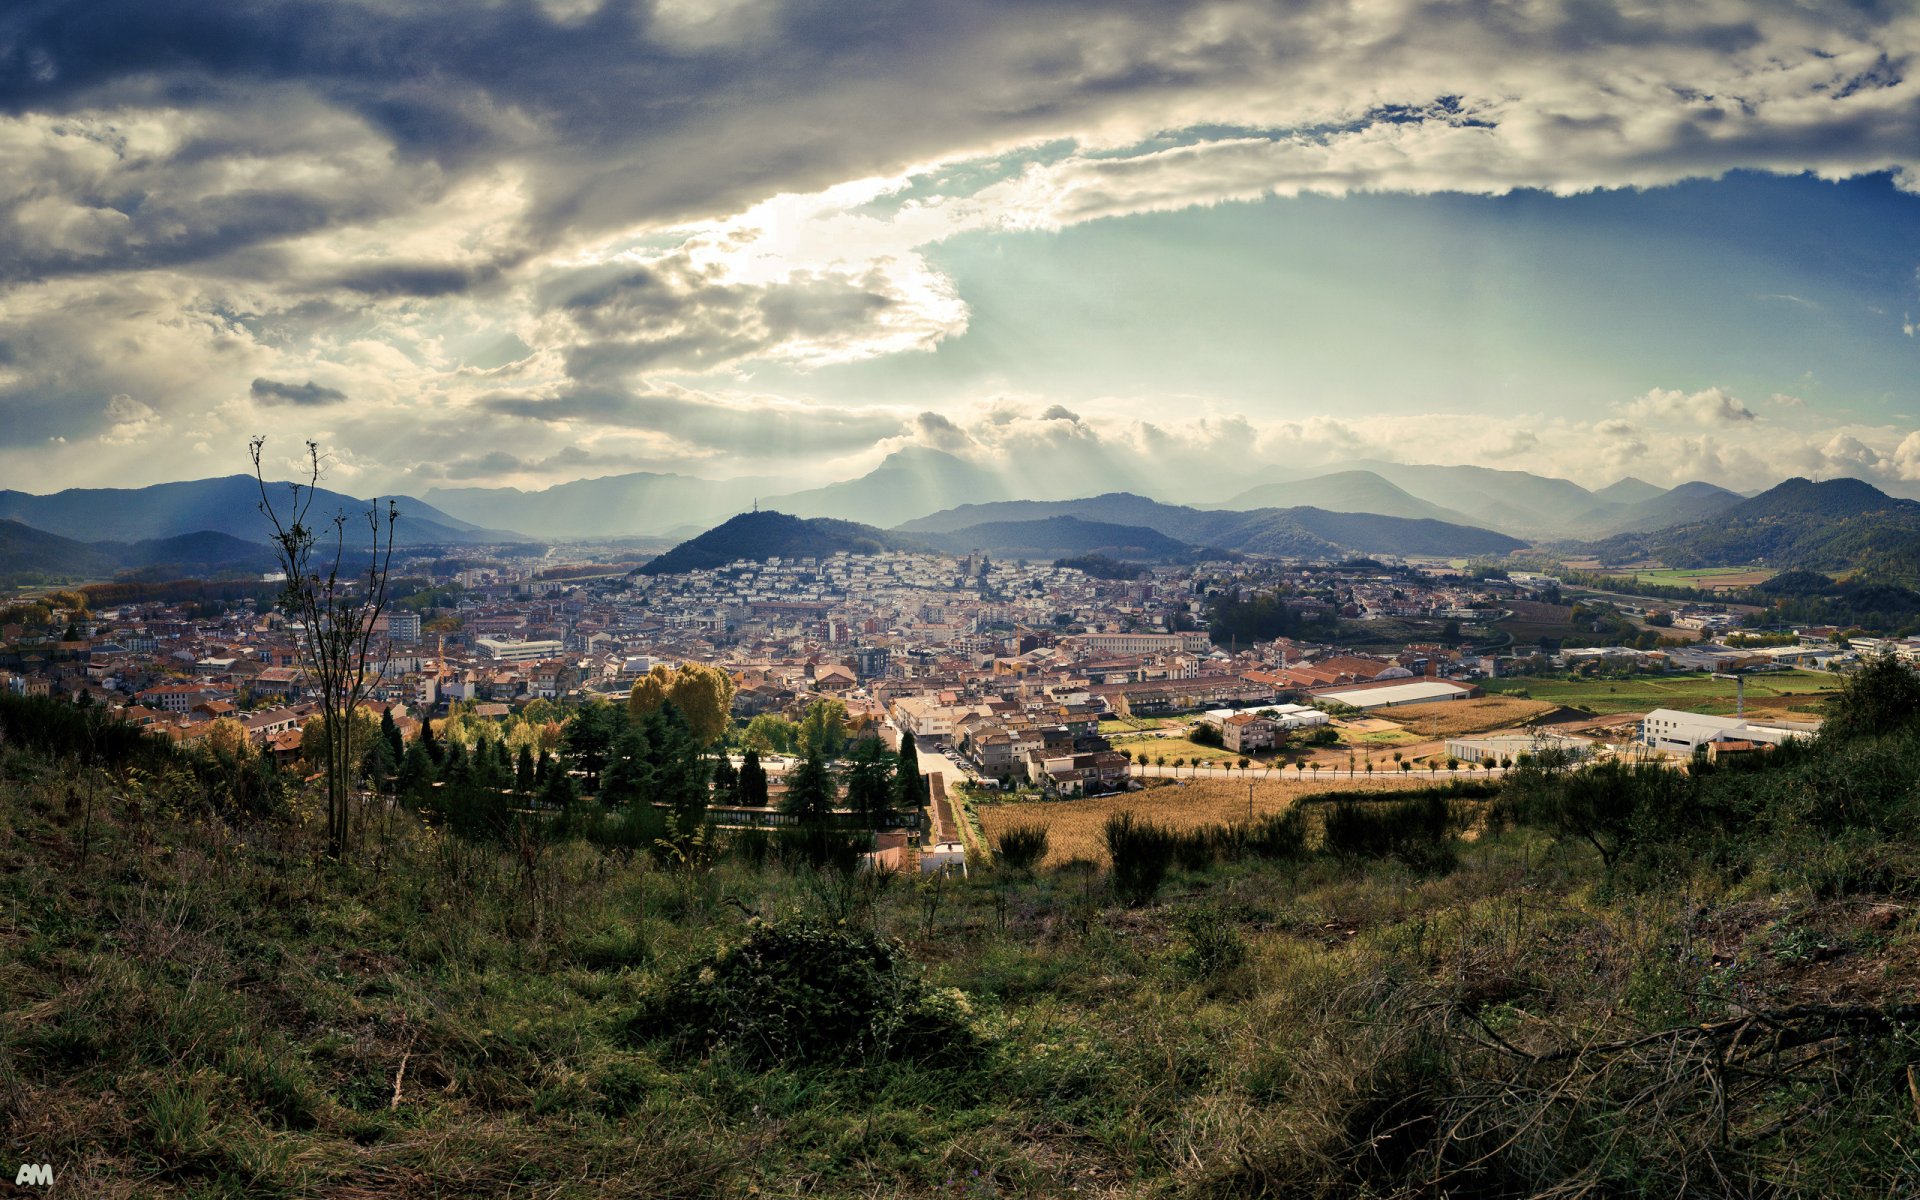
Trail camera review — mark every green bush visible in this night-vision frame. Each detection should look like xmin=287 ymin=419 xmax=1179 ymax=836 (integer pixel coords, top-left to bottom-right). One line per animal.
xmin=1321 ymin=792 xmax=1456 ymax=872
xmin=621 ymin=917 xmax=982 ymax=1067
xmin=1105 ymin=811 xmax=1178 ymax=905
xmin=1176 ymin=906 xmax=1247 ymax=979
xmin=1246 ymin=809 xmax=1309 ymax=860
xmin=994 ymin=822 xmax=1050 ymax=872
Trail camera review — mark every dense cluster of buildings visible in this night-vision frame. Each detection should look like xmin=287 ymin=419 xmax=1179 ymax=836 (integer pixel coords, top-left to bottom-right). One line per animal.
xmin=1 ymin=545 xmax=1906 ymax=787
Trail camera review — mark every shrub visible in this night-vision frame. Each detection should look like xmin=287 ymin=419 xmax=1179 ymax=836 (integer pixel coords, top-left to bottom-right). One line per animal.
xmin=622 ymin=917 xmax=981 ymax=1067
xmin=995 ymin=822 xmax=1050 ymax=871
xmin=1176 ymin=906 xmax=1247 ymax=980
xmin=1321 ymin=791 xmax=1456 ymax=872
xmin=1105 ymin=811 xmax=1177 ymax=905
xmin=1246 ymin=809 xmax=1309 ymax=860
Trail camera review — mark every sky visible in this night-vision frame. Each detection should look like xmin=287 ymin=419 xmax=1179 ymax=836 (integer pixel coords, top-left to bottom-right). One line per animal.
xmin=2 ymin=0 xmax=1919 ymax=501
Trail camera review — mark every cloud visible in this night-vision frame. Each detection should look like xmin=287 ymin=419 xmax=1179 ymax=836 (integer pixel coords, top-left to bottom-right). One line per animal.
xmin=1 ymin=0 xmax=1919 ymax=496
xmin=474 ymin=384 xmax=908 ymax=459
xmin=98 ymin=393 xmax=162 ymax=444
xmin=251 ymin=377 xmax=347 ymax=406
xmin=1622 ymin=386 xmax=1758 ymax=426
xmin=1888 ymin=432 xmax=1920 ymax=480
xmin=914 ymin=411 xmax=974 ymax=452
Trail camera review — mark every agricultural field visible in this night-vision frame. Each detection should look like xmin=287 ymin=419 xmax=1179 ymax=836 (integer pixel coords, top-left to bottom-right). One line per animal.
xmin=1629 ymin=566 xmax=1776 ymax=591
xmin=1377 ymin=695 xmax=1560 ymax=738
xmin=978 ymin=776 xmax=1436 ymax=867
xmin=1481 ymin=669 xmax=1840 ymax=716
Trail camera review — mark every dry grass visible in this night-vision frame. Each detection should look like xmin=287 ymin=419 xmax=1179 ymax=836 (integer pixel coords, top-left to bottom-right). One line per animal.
xmin=978 ymin=775 xmax=1438 ymax=867
xmin=1377 ymin=695 xmax=1559 ymax=738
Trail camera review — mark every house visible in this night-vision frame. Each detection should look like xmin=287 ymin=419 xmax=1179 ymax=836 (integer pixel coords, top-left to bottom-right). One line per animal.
xmin=1220 ymin=712 xmax=1277 ymax=753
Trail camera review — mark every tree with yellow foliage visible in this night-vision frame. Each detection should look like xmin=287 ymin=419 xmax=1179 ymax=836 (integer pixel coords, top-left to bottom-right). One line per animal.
xmin=627 ymin=662 xmax=736 ymax=747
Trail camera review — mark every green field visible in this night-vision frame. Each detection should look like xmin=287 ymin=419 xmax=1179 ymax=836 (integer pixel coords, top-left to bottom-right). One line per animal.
xmin=1627 ymin=567 xmax=1775 ymax=590
xmin=1481 ymin=669 xmax=1839 ymax=716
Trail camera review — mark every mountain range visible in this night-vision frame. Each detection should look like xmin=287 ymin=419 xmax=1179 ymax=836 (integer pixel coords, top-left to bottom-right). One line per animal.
xmin=631 ymin=494 xmax=1531 ymax=578
xmin=413 ymin=447 xmax=1749 ymax=542
xmin=896 ymin=493 xmax=1527 ymax=558
xmin=0 ymin=475 xmax=518 ymax=547
xmin=1583 ymin=477 xmax=1920 ymax=583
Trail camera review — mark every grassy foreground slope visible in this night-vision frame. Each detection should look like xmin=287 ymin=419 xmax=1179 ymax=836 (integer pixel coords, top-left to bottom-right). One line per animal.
xmin=4 ymin=666 xmax=1920 ymax=1197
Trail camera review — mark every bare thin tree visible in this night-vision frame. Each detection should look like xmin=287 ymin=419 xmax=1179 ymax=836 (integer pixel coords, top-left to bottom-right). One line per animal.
xmin=252 ymin=438 xmax=398 ymax=858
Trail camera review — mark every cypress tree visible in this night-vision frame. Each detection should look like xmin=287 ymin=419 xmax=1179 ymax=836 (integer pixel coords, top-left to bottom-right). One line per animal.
xmin=739 ymin=748 xmax=769 ymax=808
xmin=711 ymin=753 xmax=740 ymax=805
xmin=894 ymin=730 xmax=926 ymax=811
xmin=420 ymin=716 xmax=442 ymax=765
xmin=541 ymin=761 xmax=577 ymax=809
xmin=381 ymin=707 xmax=404 ymax=766
xmin=516 ymin=744 xmax=536 ymax=793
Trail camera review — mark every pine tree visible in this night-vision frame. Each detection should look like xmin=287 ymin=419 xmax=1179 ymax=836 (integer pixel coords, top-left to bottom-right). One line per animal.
xmin=844 ymin=735 xmax=895 ymax=828
xmin=601 ymin=727 xmax=653 ymax=806
xmin=644 ymin=702 xmax=710 ymax=830
xmin=782 ymin=745 xmax=837 ymax=825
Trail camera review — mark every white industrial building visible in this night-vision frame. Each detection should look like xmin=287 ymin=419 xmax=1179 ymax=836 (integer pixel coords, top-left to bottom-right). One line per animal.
xmin=1197 ymin=702 xmax=1330 ymax=731
xmin=1638 ymin=708 xmax=1817 ymax=756
xmin=1445 ymin=732 xmax=1593 ymax=765
xmin=1313 ymin=679 xmax=1477 ymax=711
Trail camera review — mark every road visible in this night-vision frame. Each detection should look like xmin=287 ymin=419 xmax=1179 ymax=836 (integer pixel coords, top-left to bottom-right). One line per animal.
xmin=1127 ymin=763 xmax=1506 ymax=783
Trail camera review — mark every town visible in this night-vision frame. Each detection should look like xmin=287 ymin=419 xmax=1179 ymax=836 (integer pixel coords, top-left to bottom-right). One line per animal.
xmin=7 ymin=539 xmax=1901 ymax=842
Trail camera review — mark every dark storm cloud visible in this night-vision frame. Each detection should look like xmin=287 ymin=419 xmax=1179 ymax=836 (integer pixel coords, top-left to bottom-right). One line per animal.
xmin=3 ymin=0 xmax=1918 ymax=289
xmin=251 ymin=376 xmax=346 ymax=406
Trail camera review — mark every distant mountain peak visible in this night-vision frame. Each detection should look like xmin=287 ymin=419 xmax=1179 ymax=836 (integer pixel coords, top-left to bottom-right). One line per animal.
xmin=1593 ymin=476 xmax=1667 ymax=505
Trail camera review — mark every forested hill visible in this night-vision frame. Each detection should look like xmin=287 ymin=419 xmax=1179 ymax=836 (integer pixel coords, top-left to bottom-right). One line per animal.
xmin=634 ymin=511 xmax=926 ymax=576
xmin=0 ymin=520 xmax=277 ymax=585
xmin=1583 ymin=477 xmax=1920 ymax=583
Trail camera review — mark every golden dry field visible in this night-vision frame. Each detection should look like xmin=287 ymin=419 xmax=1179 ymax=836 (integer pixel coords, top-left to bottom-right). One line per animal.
xmin=976 ymin=775 xmax=1439 ymax=867
xmin=1377 ymin=695 xmax=1559 ymax=738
